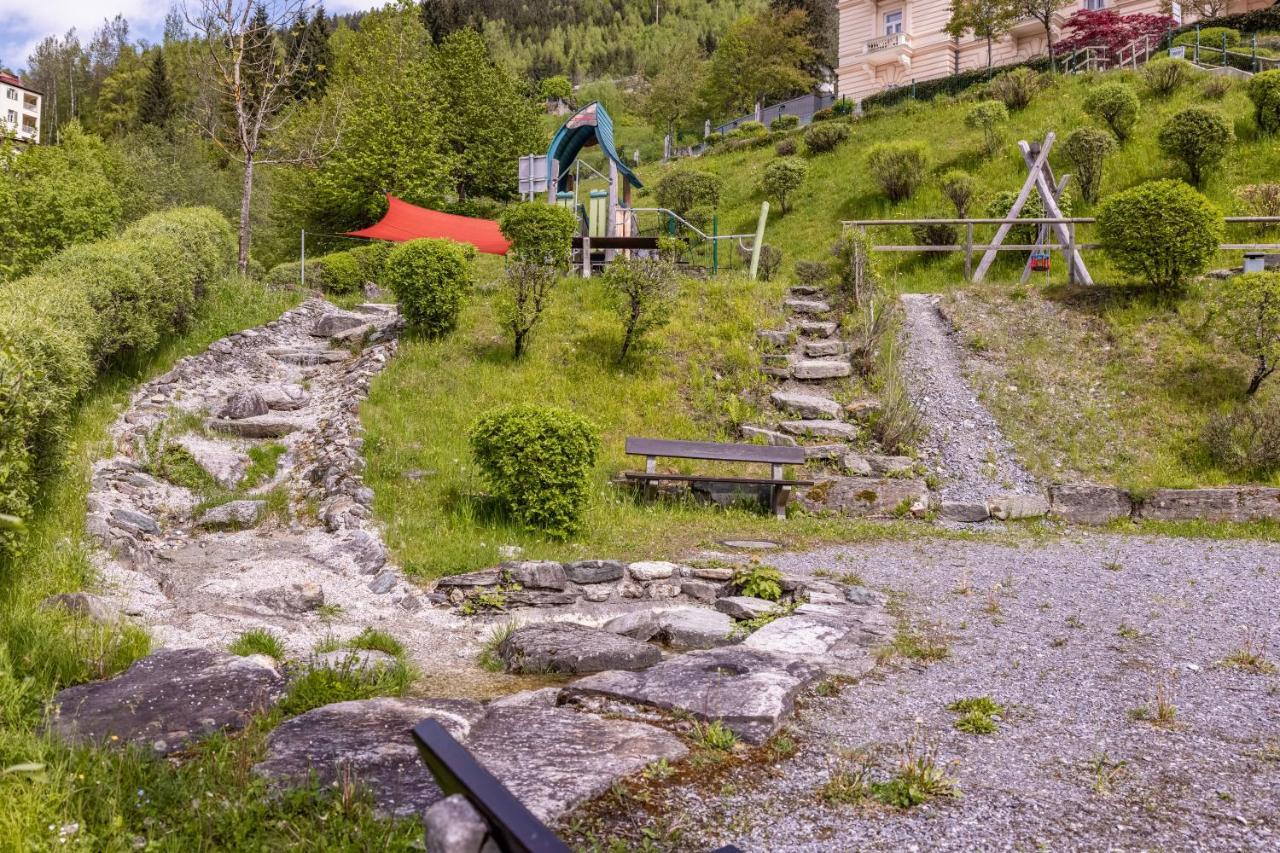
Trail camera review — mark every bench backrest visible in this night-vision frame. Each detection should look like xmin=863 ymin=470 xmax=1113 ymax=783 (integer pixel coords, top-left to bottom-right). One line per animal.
xmin=626 ymin=437 xmax=806 ymax=466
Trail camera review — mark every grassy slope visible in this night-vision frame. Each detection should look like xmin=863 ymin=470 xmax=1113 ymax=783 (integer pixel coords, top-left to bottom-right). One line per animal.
xmin=639 ymin=69 xmax=1280 ymax=289
xmin=0 ymin=278 xmax=423 ymax=849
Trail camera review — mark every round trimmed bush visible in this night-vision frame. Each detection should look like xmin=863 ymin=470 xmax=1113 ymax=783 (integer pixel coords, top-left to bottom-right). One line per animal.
xmin=810 ymin=107 xmax=835 ymax=122
xmin=384 ymin=239 xmax=474 ymax=335
xmin=774 ymin=137 xmax=797 ymax=157
xmin=311 ymin=250 xmax=363 ymax=294
xmin=1097 ymin=179 xmax=1223 ymax=292
xmin=1142 ymin=57 xmax=1195 ymax=97
xmin=939 ymin=170 xmax=977 ymax=218
xmin=469 ymin=404 xmax=599 ymax=539
xmin=1083 ymin=83 xmax=1139 ymax=141
xmin=987 ymin=67 xmax=1038 ymax=110
xmin=1247 ymin=69 xmax=1280 ymax=134
xmin=761 ymin=157 xmax=809 ymax=213
xmin=655 ymin=168 xmax=723 ymax=216
xmin=1157 ymin=107 xmax=1233 ymax=187
xmin=1062 ymin=126 xmax=1116 ymax=204
xmin=964 ymin=101 xmax=1008 ymax=152
xmin=498 ymin=202 xmax=578 ymax=266
xmin=803 ymin=121 xmax=849 ymax=154
xmin=866 ymin=142 xmax=928 ymax=203
xmin=770 ymin=114 xmax=799 ymax=131
xmin=732 ymin=120 xmax=767 ymax=137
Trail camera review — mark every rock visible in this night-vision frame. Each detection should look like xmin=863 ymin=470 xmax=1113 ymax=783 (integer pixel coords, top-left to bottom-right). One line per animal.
xmin=497 ymin=623 xmax=661 ymax=674
xmin=312 ymin=312 xmax=368 ymax=338
xmin=218 ymin=390 xmax=269 ymax=420
xmin=715 ymin=596 xmax=779 ymax=620
xmin=769 ymin=391 xmax=842 ymax=420
xmin=844 ymin=586 xmax=886 ymax=607
xmin=657 ymin=608 xmax=735 ymax=650
xmin=1136 ymin=487 xmax=1280 ymax=522
xmin=803 ymin=339 xmax=845 ymax=358
xmin=756 ymin=330 xmax=790 ymax=348
xmin=266 ymin=347 xmax=347 ymax=366
xmin=646 ymin=581 xmax=683 ymax=599
xmin=197 ymin=500 xmax=266 ymax=530
xmin=564 ymin=560 xmax=624 ymax=584
xmin=987 ymin=494 xmax=1050 ymax=521
xmin=785 ymin=299 xmax=831 ymax=315
xmin=368 ymin=571 xmax=398 ymax=594
xmin=791 ymin=359 xmax=851 ymax=380
xmin=174 ymin=434 xmax=250 ymax=489
xmin=841 ymin=453 xmax=873 ymax=476
xmin=797 ymin=321 xmax=837 ymax=338
xmin=680 ymin=579 xmax=724 ymax=602
xmin=332 ymin=323 xmax=376 ymax=345
xmin=254 ymin=698 xmax=486 ymax=817
xmin=800 ymin=476 xmax=930 ymax=518
xmin=867 ymin=455 xmax=915 ymax=476
xmin=565 ymin=646 xmax=822 ymax=744
xmin=466 ymin=706 xmax=688 ymax=822
xmin=256 ymin=582 xmax=324 ymax=612
xmin=110 ymin=508 xmax=160 ymax=536
xmin=311 ymin=650 xmax=399 ymax=672
xmin=939 ymin=501 xmax=989 ymax=522
xmin=424 ymin=794 xmax=494 ymax=853
xmin=740 ymin=425 xmax=797 ymax=447
xmin=691 ymin=566 xmax=735 ymax=581
xmin=435 ymin=570 xmax=501 ymax=589
xmin=779 ymin=420 xmax=860 ymax=440
xmin=504 ymin=590 xmax=578 ymax=607
xmin=40 ymin=592 xmax=119 ymax=624
xmin=742 ymin=612 xmax=882 ymax=678
xmin=804 ymin=444 xmax=847 ymax=461
xmin=844 ymin=399 xmax=882 ymax=421
xmin=486 ymin=687 xmax=561 ymax=709
xmin=257 ymin=384 xmax=310 ymax=411
xmin=49 ymin=648 xmax=285 ymax=755
xmin=502 ymin=561 xmax=567 ymax=590
xmin=1049 ymin=484 xmax=1134 ymax=524
xmin=331 ymin=529 xmax=387 ymax=574
xmin=627 ymin=561 xmax=678 ymax=581
xmin=208 ymin=416 xmax=302 ymax=439
xmin=354 ymin=303 xmax=398 ymax=316
xmin=602 ymin=610 xmax=662 ymax=642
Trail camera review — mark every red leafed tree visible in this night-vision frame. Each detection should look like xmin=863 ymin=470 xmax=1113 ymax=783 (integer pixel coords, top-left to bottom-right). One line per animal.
xmin=1053 ymin=10 xmax=1175 ymax=55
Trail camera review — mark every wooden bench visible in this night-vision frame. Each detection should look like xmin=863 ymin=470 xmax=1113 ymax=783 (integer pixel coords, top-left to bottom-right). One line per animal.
xmin=622 ymin=437 xmax=813 ymax=519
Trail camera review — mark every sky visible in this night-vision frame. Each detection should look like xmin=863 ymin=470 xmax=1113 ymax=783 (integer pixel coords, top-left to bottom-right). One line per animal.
xmin=0 ymin=0 xmax=384 ymax=74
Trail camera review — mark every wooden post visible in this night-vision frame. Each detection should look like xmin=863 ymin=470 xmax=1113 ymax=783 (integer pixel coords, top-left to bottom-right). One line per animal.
xmin=972 ymin=137 xmax=1055 ymax=282
xmin=582 ymin=235 xmax=591 ymax=278
xmin=749 ymin=202 xmax=770 ymax=281
xmin=964 ymin=222 xmax=973 ymax=281
xmin=1017 ymin=139 xmax=1093 ymax=285
xmin=1066 ymin=221 xmax=1077 ymax=286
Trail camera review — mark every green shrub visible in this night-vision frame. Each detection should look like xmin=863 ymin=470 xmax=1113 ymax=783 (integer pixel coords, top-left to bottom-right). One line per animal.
xmin=734 ymin=563 xmax=783 ymax=600
xmin=775 ymin=137 xmax=797 ymax=157
xmin=655 ymin=168 xmax=723 ymax=215
xmin=866 ymin=142 xmax=928 ymax=203
xmin=803 ymin=122 xmax=849 ymax=154
xmin=1084 ymin=83 xmax=1140 ymax=141
xmin=1062 ymin=126 xmax=1116 ymax=204
xmin=985 ymin=188 xmax=1074 ymax=246
xmin=757 ymin=244 xmax=783 ymax=282
xmin=911 ymin=215 xmax=958 ymax=252
xmin=793 ymin=260 xmax=830 ymax=287
xmin=228 ymin=628 xmax=287 ymax=660
xmin=1157 ymin=107 xmax=1234 ymax=186
xmin=832 ymin=229 xmax=880 ymax=307
xmin=1143 ymin=57 xmax=1195 ymax=97
xmin=383 ymin=239 xmax=474 ymax=335
xmin=733 ymin=120 xmax=767 ymax=137
xmin=1097 ymin=179 xmax=1223 ymax=292
xmin=120 ymin=207 xmax=235 ymax=315
xmin=469 ymin=404 xmax=599 ymax=539
xmin=1173 ymin=27 xmax=1240 ymax=49
xmin=939 ymin=170 xmax=977 ymax=218
xmin=987 ymin=67 xmax=1038 ymax=110
xmin=1202 ymin=76 xmax=1232 ymax=100
xmin=810 ymin=107 xmax=835 ymax=122
xmin=1235 ymin=184 xmax=1280 ymax=225
xmin=832 ymin=98 xmax=855 ymax=117
xmin=602 ymin=255 xmax=680 ymax=360
xmin=498 ymin=202 xmax=578 ymax=267
xmin=770 ymin=114 xmax=799 ymax=131
xmin=1212 ymin=271 xmax=1280 ymax=395
xmin=1247 ymin=69 xmax=1280 ymax=134
xmin=964 ymin=101 xmax=1008 ymax=153
xmin=310 ymin=250 xmax=363 ymax=294
xmin=761 ymin=157 xmax=808 ymax=213
xmin=1203 ymin=403 xmax=1280 ymax=475
xmin=265 ymin=261 xmax=303 ymax=290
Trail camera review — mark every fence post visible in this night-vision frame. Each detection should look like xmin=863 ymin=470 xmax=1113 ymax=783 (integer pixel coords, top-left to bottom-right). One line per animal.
xmin=749 ymin=202 xmax=769 ymax=281
xmin=712 ymin=214 xmax=719 ymax=275
xmin=1066 ymin=222 xmax=1076 ymax=286
xmin=1254 ymin=34 xmax=1259 ymax=73
xmin=1194 ymin=25 xmax=1200 ymax=65
xmin=911 ymin=78 xmax=917 ymax=100
xmin=1222 ymin=32 xmax=1228 ymax=67
xmin=964 ymin=222 xmax=973 ymax=281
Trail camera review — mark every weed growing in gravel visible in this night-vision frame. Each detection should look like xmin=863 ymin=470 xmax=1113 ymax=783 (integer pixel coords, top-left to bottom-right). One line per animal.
xmin=227 ymin=628 xmax=287 ymax=661
xmin=1066 ymin=615 xmax=1086 ymax=630
xmin=279 ymin=656 xmax=412 ymax=716
xmin=815 ymin=569 xmax=867 ymax=587
xmin=1103 ymin=561 xmax=1124 ymax=572
xmin=642 ymin=759 xmax=674 ymax=781
xmin=1256 ymin=740 xmax=1280 ymax=762
xmin=983 ymin=587 xmax=1003 ymax=616
xmin=316 ymin=603 xmax=343 ymax=621
xmin=346 ymin=628 xmax=405 ymax=657
xmin=478 ymin=620 xmax=521 ymax=673
xmin=1220 ymin=629 xmax=1276 ymax=674
xmin=954 ymin=711 xmax=997 ymax=734
xmin=948 ymin=696 xmax=1005 ymax=735
xmin=764 ymin=731 xmax=798 ymax=760
xmin=1050 ymin=637 xmax=1067 ymax=648
xmin=882 ymin=608 xmax=950 ymax=664
xmin=243 ymin=442 xmax=287 ymax=489
xmin=1129 ymin=670 xmax=1179 ymax=728
xmin=1090 ymin=752 xmax=1127 ymax=795
xmin=871 ymin=729 xmax=959 ymax=808
xmin=814 ymin=678 xmax=843 ymax=698
xmin=1117 ymin=623 xmax=1141 ymax=640
xmin=951 ymin=570 xmax=972 ymax=596
xmin=692 ymin=720 xmax=738 ymax=751
xmin=819 ymin=747 xmax=876 ymax=805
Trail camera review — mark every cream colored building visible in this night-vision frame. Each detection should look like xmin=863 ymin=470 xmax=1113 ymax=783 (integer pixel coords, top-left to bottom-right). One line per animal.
xmin=1 ymin=72 xmax=41 ymax=144
xmin=836 ymin=0 xmax=1273 ymax=103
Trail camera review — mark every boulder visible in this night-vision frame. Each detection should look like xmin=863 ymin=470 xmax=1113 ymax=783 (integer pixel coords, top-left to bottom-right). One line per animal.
xmin=49 ymin=648 xmax=285 ymax=755
xmin=627 ymin=561 xmax=679 ymax=581
xmin=602 ymin=609 xmax=661 ymax=642
xmin=797 ymin=321 xmax=837 ymax=338
xmin=254 ymin=698 xmax=486 ymax=817
xmin=197 ymin=500 xmax=266 ymax=530
xmin=740 ymin=425 xmax=797 ymax=447
xmin=110 ymin=508 xmax=160 ymax=536
xmin=218 ymin=390 xmax=269 ymax=420
xmin=715 ymin=596 xmax=779 ymax=620
xmin=987 ymin=494 xmax=1050 ymax=521
xmin=785 ymin=299 xmax=831 ymax=315
xmin=497 ymin=623 xmax=661 ymax=674
xmin=680 ymin=579 xmax=724 ymax=602
xmin=565 ymin=646 xmax=822 ymax=744
xmin=40 ymin=592 xmax=119 ymax=624
xmin=791 ymin=359 xmax=851 ymax=380
xmin=255 ymin=581 xmax=324 ymax=613
xmin=208 ymin=416 xmax=302 ymax=439
xmin=657 ymin=608 xmax=735 ymax=650
xmin=257 ymin=384 xmax=310 ymax=412
xmin=779 ymin=420 xmax=860 ymax=440
xmin=312 ymin=312 xmax=367 ymax=338
xmin=800 ymin=476 xmax=929 ymax=518
xmin=769 ymin=391 xmax=843 ymax=420
xmin=939 ymin=501 xmax=989 ymax=523
xmin=502 ymin=561 xmax=567 ymax=590
xmin=1048 ymin=484 xmax=1133 ymax=524
xmin=174 ymin=434 xmax=250 ymax=489
xmin=424 ymin=794 xmax=494 ymax=853
xmin=368 ymin=571 xmax=398 ymax=594
xmin=1136 ymin=487 xmax=1280 ymax=522
xmin=564 ymin=560 xmax=624 ymax=584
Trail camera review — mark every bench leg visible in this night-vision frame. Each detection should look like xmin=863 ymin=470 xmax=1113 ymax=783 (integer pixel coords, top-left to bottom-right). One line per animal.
xmin=771 ymin=485 xmax=792 ymax=520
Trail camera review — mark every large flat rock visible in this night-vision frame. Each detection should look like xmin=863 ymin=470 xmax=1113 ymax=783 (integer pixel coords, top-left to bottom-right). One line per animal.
xmin=779 ymin=419 xmax=860 ymax=440
xmin=467 ymin=706 xmax=688 ymax=822
xmin=1049 ymin=484 xmax=1134 ymax=524
xmin=254 ymin=697 xmax=486 ymax=817
xmin=791 ymin=359 xmax=851 ymax=380
xmin=769 ymin=391 xmax=842 ymax=420
xmin=48 ymin=648 xmax=286 ymax=755
xmin=208 ymin=415 xmax=303 ymax=439
xmin=564 ymin=646 xmax=822 ymax=743
xmin=174 ymin=434 xmax=249 ymax=489
xmin=799 ymin=476 xmax=928 ymax=517
xmin=656 ymin=607 xmax=735 ymax=650
xmin=1136 ymin=487 xmax=1280 ymax=522
xmin=742 ymin=606 xmax=892 ymax=677
xmin=498 ymin=622 xmax=661 ymax=674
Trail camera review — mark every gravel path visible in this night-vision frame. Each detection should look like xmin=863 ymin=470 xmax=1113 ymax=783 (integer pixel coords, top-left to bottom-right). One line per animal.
xmin=899 ymin=293 xmax=1039 ymax=501
xmin=634 ymin=533 xmax=1280 ymax=851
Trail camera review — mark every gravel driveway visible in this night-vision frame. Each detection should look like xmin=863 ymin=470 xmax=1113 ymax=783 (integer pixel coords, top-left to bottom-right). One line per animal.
xmin=620 ymin=533 xmax=1280 ymax=851
xmin=899 ymin=294 xmax=1040 ymax=501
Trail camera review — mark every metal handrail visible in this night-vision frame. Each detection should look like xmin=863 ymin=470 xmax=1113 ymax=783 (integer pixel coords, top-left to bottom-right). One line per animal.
xmin=628 ymin=207 xmax=754 ymax=241
xmin=841 ymin=216 xmax=1280 ymax=226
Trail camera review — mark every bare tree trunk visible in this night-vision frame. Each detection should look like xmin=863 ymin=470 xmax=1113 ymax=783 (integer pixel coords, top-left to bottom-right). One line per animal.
xmin=239 ymin=152 xmax=255 ymax=273
xmin=1045 ymin=21 xmax=1056 ymax=73
xmin=1247 ymin=357 xmax=1273 ymax=396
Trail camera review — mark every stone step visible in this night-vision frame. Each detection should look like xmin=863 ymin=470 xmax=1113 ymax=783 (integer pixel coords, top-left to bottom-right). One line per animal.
xmin=796 ymin=320 xmax=838 ymax=339
xmin=741 ymin=425 xmax=798 ymax=447
xmin=804 ymin=339 xmax=847 ymax=358
xmin=789 ymin=285 xmax=826 ymax=298
xmin=803 ymin=444 xmax=848 ymax=461
xmin=785 ymin=299 xmax=831 ymax=316
xmin=779 ymin=419 xmax=860 ymax=440
xmin=761 ymin=365 xmax=791 ymax=379
xmin=761 ymin=353 xmax=792 ymax=368
xmin=757 ymin=329 xmax=791 ymax=348
xmin=844 ymin=398 xmax=881 ymax=421
xmin=769 ymin=390 xmax=842 ymax=420
xmin=792 ymin=359 xmax=851 ymax=380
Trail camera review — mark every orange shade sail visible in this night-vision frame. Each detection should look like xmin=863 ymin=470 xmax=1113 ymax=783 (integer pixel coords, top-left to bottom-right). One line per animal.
xmin=343 ymin=194 xmax=510 ymax=255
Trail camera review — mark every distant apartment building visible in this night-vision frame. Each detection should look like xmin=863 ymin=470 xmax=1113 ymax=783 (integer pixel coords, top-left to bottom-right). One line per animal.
xmin=836 ymin=0 xmax=1273 ymax=103
xmin=0 ymin=72 xmax=41 ymax=144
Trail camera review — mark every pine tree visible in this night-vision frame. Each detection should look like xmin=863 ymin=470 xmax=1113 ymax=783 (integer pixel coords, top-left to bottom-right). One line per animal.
xmin=138 ymin=48 xmax=175 ymax=127
xmin=287 ymin=7 xmax=333 ymax=99
xmin=420 ymin=0 xmax=474 ymax=45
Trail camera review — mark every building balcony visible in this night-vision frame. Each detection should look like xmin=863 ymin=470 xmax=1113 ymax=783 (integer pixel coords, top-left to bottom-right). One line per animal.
xmin=864 ymin=32 xmax=912 ymax=66
xmin=866 ymin=32 xmax=909 ymax=54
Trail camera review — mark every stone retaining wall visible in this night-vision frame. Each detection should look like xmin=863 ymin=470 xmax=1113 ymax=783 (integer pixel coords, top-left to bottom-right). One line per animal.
xmin=1050 ymin=484 xmax=1280 ymax=525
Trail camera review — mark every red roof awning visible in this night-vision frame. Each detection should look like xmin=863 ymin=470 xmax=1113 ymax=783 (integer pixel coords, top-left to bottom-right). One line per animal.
xmin=344 ymin=194 xmax=510 ymax=255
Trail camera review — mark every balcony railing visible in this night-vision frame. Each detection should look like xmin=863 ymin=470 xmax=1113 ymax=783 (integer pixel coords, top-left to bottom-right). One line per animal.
xmin=865 ymin=32 xmax=909 ymax=54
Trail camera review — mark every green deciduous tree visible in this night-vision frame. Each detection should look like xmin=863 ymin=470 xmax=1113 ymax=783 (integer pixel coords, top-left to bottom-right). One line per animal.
xmin=1062 ymin=126 xmax=1115 ymax=204
xmin=761 ymin=156 xmax=808 ymax=213
xmin=1214 ymin=272 xmax=1280 ymax=395
xmin=701 ymin=9 xmax=816 ymax=117
xmin=946 ymin=0 xmax=1018 ymax=69
xmin=1083 ymin=82 xmax=1139 ymax=142
xmin=1018 ymin=0 xmax=1074 ymax=71
xmin=603 ymin=255 xmax=681 ymax=361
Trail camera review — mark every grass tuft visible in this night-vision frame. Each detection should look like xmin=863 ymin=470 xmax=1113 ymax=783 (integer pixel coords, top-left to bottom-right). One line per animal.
xmin=227 ymin=628 xmax=287 ymax=661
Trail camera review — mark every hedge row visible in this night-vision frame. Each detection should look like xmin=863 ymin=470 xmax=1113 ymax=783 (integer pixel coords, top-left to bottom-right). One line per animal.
xmin=266 ymin=243 xmax=392 ymax=294
xmin=0 ymin=206 xmax=235 ymax=555
xmin=1173 ymin=3 xmax=1280 ymax=39
xmin=862 ymin=56 xmax=1052 ymax=110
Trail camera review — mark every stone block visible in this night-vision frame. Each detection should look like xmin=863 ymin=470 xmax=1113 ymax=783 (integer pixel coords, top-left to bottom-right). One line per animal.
xmin=1049 ymin=484 xmax=1134 ymax=524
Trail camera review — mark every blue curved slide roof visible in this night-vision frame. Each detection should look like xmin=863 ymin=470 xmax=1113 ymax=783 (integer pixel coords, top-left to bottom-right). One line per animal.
xmin=546 ymin=101 xmax=643 ymax=192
